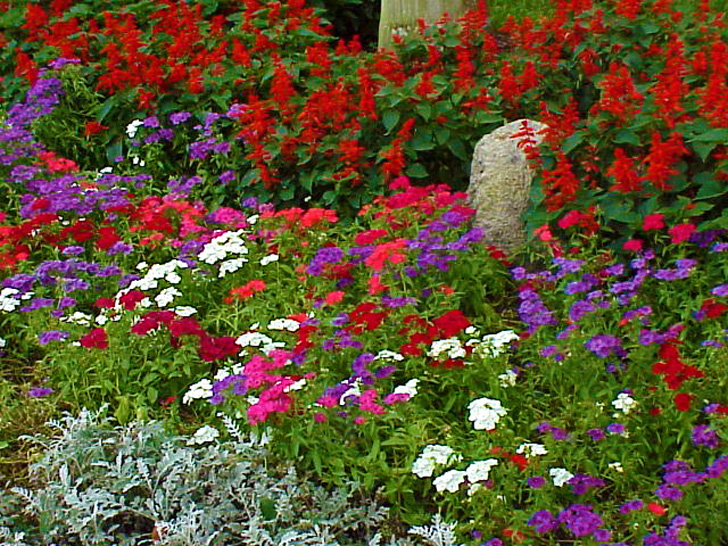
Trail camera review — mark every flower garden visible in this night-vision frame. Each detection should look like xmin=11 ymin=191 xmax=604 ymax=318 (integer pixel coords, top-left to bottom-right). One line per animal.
xmin=0 ymin=0 xmax=727 ymax=544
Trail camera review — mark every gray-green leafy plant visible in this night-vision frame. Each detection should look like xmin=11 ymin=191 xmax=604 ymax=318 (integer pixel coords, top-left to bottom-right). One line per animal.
xmin=0 ymin=406 xmax=426 ymax=545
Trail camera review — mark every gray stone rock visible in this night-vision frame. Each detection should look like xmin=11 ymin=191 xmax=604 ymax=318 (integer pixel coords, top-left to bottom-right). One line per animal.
xmin=467 ymin=119 xmax=548 ymax=252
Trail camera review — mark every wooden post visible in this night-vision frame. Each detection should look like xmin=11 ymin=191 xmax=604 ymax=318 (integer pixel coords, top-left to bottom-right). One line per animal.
xmin=378 ymin=0 xmax=478 ymax=50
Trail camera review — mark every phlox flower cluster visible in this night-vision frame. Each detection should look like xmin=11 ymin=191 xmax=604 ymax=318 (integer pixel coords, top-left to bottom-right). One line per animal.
xmin=468 ymin=397 xmax=507 ymax=431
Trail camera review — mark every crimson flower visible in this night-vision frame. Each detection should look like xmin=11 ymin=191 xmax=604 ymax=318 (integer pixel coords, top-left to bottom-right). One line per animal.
xmin=80 ymin=328 xmax=109 ymax=350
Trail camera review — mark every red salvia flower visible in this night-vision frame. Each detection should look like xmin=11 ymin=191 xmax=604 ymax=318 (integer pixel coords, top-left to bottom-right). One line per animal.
xmin=593 ymin=62 xmax=644 ymax=124
xmin=641 ymin=132 xmax=689 ymax=190
xmin=606 ymin=148 xmax=642 ymax=193
xmin=615 ymin=0 xmax=642 ymax=20
xmin=540 ymin=151 xmax=581 ymax=211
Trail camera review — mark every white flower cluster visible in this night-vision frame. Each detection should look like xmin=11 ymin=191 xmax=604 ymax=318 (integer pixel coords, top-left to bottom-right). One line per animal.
xmin=198 ymin=230 xmax=249 ymax=265
xmin=608 ymin=461 xmax=624 ymax=473
xmin=498 ymin=369 xmax=518 ymax=387
xmin=549 ymin=467 xmax=574 ymax=487
xmin=173 ymin=306 xmax=197 ymax=317
xmin=218 ymin=257 xmax=248 ymax=278
xmin=428 ymin=458 xmax=500 ymax=494
xmin=126 ymin=119 xmax=143 ymax=139
xmin=612 ymin=392 xmax=637 ymax=415
xmin=374 ymin=349 xmax=404 ymax=362
xmin=0 ymin=288 xmax=30 ymax=313
xmin=235 ymin=330 xmax=285 ymax=355
xmin=155 ymin=287 xmax=182 ymax=307
xmin=0 ymin=337 xmax=6 ymax=348
xmin=260 ymin=254 xmax=279 ymax=266
xmin=183 ymin=378 xmax=213 ymax=405
xmin=183 ymin=362 xmax=245 ymax=405
xmin=516 ymin=442 xmax=548 ymax=458
xmin=412 ymin=445 xmax=461 ymax=478
xmin=124 ymin=259 xmax=189 ymax=293
xmin=391 ymin=378 xmax=419 ymax=398
xmin=433 ymin=470 xmax=466 ymax=493
xmin=339 ymin=379 xmax=362 ymax=405
xmin=468 ymin=397 xmax=507 ymax=431
xmin=465 ymin=458 xmax=499 ymax=483
xmin=58 ymin=311 xmax=93 ymax=326
xmin=267 ymin=318 xmax=300 ymax=332
xmin=186 ymin=425 xmax=219 ymax=445
xmin=428 ymin=337 xmax=466 ymax=359
xmin=466 ymin=330 xmax=519 ymax=358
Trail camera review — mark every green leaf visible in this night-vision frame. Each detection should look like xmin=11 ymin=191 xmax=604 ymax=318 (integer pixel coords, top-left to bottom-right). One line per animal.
xmin=689 ymin=128 xmax=728 ymax=142
xmin=614 ymin=129 xmax=641 ymax=146
xmin=434 ymin=127 xmax=451 ymax=145
xmin=322 ymin=190 xmax=336 ymax=204
xmin=260 ymin=497 xmax=277 ymax=520
xmin=280 ymin=187 xmax=294 ymax=201
xmin=147 ymin=386 xmax=158 ymax=404
xmin=695 ymin=173 xmax=728 ymax=199
xmin=405 ymin=163 xmax=428 ymax=178
xmin=105 ymin=141 xmax=122 ymax=163
xmin=639 ymin=21 xmax=660 ymax=34
xmin=416 ymin=102 xmax=432 ymax=121
xmin=410 ymin=128 xmax=435 ymax=151
xmin=691 ymin=141 xmax=718 ymax=163
xmin=447 ymin=138 xmax=468 ymax=161
xmin=382 ymin=110 xmax=400 ymax=133
xmin=475 ymin=112 xmax=504 ymax=125
xmin=97 ymin=97 xmax=116 ymax=122
xmin=561 ymin=132 xmax=584 ymax=155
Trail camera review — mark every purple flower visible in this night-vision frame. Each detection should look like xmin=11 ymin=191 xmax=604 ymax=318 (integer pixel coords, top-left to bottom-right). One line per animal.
xmin=606 ymin=422 xmax=626 ymax=435
xmin=584 ymin=334 xmax=624 ymax=358
xmin=692 ymin=424 xmax=720 ymax=448
xmin=662 ymin=469 xmax=705 ymax=485
xmin=483 ymin=539 xmax=503 ymax=546
xmin=169 ymin=111 xmax=192 ymax=125
xmin=569 ymin=300 xmax=595 ymax=321
xmin=527 ymin=510 xmax=558 ymax=533
xmin=528 ymin=476 xmax=545 ymax=488
xmin=374 ymin=366 xmax=396 ymax=379
xmin=653 ymin=268 xmax=691 ymax=281
xmin=712 ymin=284 xmax=728 ymax=297
xmin=587 ymin=428 xmax=606 ymax=441
xmin=569 ymin=473 xmax=605 ymax=496
xmin=38 ymin=330 xmax=70 ymax=345
xmin=28 ymin=386 xmax=54 ymax=398
xmin=619 ymin=499 xmax=644 ymax=514
xmin=655 ymin=484 xmax=683 ymax=501
xmin=219 ymin=170 xmax=236 ymax=185
xmin=143 ymin=116 xmax=160 ymax=128
xmin=557 ymin=503 xmax=603 ymax=537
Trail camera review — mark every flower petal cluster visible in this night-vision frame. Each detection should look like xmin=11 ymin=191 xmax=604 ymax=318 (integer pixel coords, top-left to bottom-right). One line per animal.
xmin=468 ymin=397 xmax=507 ymax=431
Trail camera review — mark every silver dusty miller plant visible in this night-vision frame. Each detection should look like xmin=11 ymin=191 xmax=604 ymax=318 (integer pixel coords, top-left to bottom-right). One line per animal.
xmin=0 ymin=406 xmax=433 ymax=545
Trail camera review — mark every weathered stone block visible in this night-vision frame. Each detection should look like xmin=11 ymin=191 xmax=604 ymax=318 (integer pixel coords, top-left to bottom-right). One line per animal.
xmin=467 ymin=119 xmax=548 ymax=252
